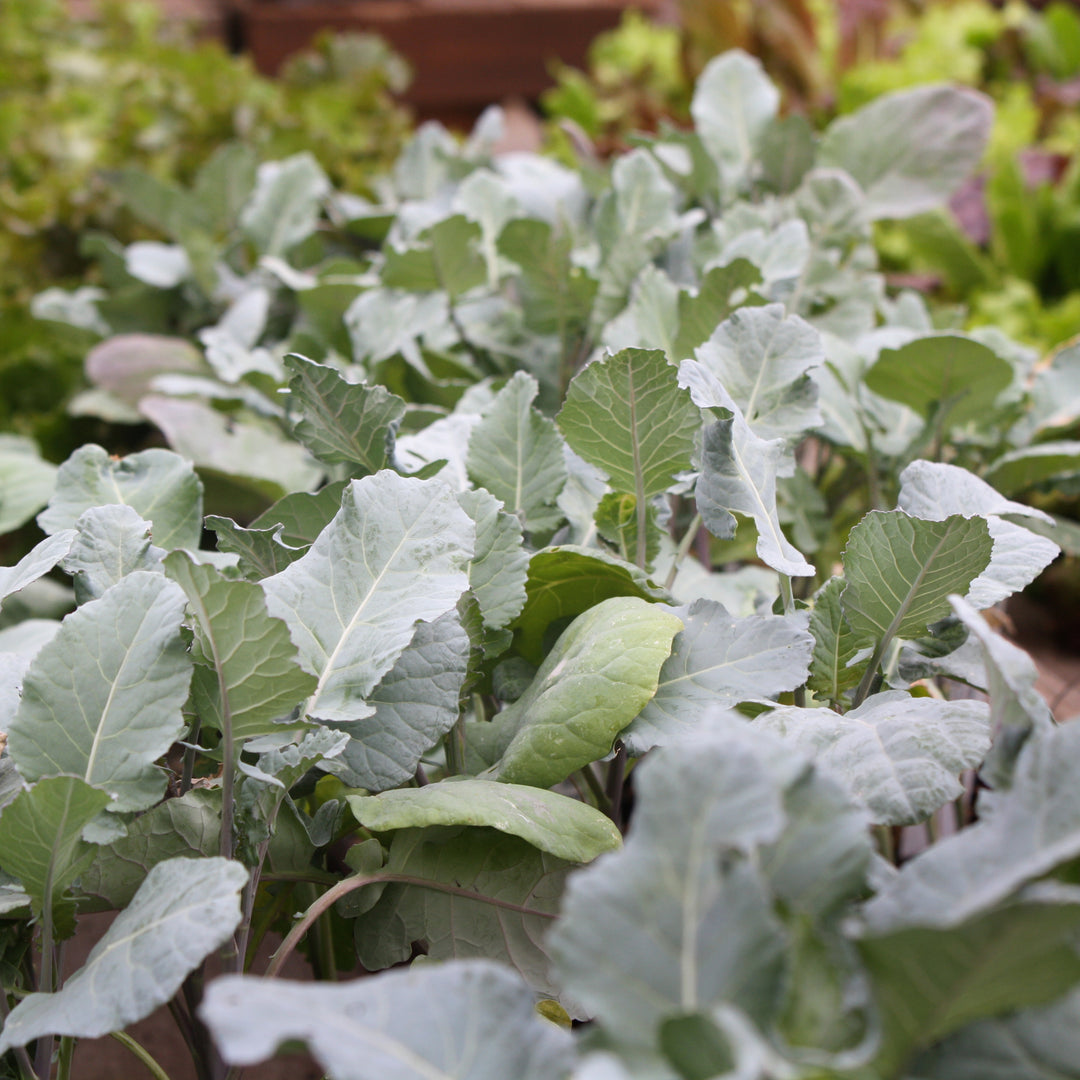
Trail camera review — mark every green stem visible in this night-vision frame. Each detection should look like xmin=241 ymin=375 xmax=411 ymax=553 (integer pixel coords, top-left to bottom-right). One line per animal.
xmin=444 ymin=713 xmax=466 ymax=776
xmin=109 ymin=1032 xmax=173 ymax=1080
xmin=33 ymin=908 xmax=57 ymax=1079
xmin=665 ymin=512 xmax=703 ymax=591
xmin=778 ymin=575 xmax=806 ymax=707
xmin=180 ymin=717 xmax=202 ymax=797
xmin=606 ymin=744 xmax=628 ymax=829
xmin=55 ymin=1036 xmax=74 ymax=1080
xmin=578 ymin=765 xmax=612 ymax=814
xmin=266 ymin=872 xmax=558 ymax=979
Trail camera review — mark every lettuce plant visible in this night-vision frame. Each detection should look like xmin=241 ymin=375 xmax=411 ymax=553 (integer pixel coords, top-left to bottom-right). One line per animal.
xmin=3 ymin=51 xmax=1080 ymax=1080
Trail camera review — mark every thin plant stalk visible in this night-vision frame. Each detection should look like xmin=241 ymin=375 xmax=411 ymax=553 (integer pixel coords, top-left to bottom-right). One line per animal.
xmin=665 ymin=511 xmax=703 ymax=591
xmin=55 ymin=1036 xmax=74 ymax=1080
xmin=110 ymin=1031 xmax=173 ymax=1080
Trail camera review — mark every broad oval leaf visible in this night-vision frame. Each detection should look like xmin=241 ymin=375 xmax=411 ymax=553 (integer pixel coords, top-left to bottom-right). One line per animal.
xmin=841 ymin=511 xmax=993 ymax=646
xmin=201 ymin=961 xmax=574 ymax=1080
xmin=0 ymin=435 xmax=59 ymax=535
xmin=984 ymin=440 xmax=1080 ymax=496
xmin=0 ymin=857 xmax=246 ymax=1052
xmin=0 ymin=530 xmax=76 ymax=605
xmin=7 ymin=572 xmax=192 ymax=811
xmin=494 ymin=597 xmax=683 ymax=789
xmin=63 ymin=506 xmax=163 ymax=603
xmin=262 ymin=472 xmax=474 ymax=724
xmin=348 ymin=779 xmax=621 ymax=863
xmin=755 ymin=692 xmax=990 ymax=825
xmin=240 ymin=153 xmax=331 ymax=257
xmin=818 ymin=84 xmax=993 ymax=220
xmin=37 ymin=445 xmax=203 ymax=552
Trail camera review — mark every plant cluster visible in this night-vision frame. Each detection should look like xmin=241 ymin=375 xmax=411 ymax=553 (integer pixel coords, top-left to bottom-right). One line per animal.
xmin=0 ymin=0 xmax=410 ymax=457
xmin=3 ymin=51 xmax=1080 ymax=1080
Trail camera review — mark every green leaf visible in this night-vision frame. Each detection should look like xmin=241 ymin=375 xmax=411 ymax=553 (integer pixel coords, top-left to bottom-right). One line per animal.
xmin=818 ymin=85 xmax=993 ymax=219
xmin=497 ymin=218 xmax=597 ymax=338
xmin=249 ymin=480 xmax=348 ymax=546
xmin=0 ymin=777 xmax=109 ymax=933
xmin=382 ymin=214 xmax=487 ymax=299
xmin=494 ymin=597 xmax=682 ymax=788
xmin=240 ymin=153 xmax=331 ymax=257
xmin=192 ymin=141 xmax=258 ymax=233
xmin=204 ymin=516 xmax=307 ymax=580
xmin=108 ymin=166 xmax=208 ymax=241
xmin=950 ymin=596 xmax=1054 ymax=792
xmin=806 ymin=577 xmax=865 ymax=702
xmin=593 ymin=491 xmax=663 ymax=569
xmin=201 ymin=961 xmax=574 ymax=1080
xmin=755 ymin=692 xmax=990 ymax=825
xmin=697 ymin=408 xmax=815 ymax=577
xmin=7 ymin=573 xmax=192 ymax=811
xmin=457 ymin=489 xmax=529 ymax=630
xmin=0 ymin=435 xmax=59 ymax=535
xmin=320 ymin=610 xmax=471 ymax=792
xmin=165 ymin=551 xmax=317 ymax=743
xmin=139 ymin=396 xmax=323 ymax=501
xmin=840 ymin=511 xmax=993 ymax=646
xmin=63 ymin=505 xmax=163 ymax=603
xmin=466 ymin=372 xmax=568 ymax=532
xmin=0 ymin=531 xmax=75 ymax=605
xmin=865 ymin=335 xmax=1014 ymax=430
xmin=672 ymin=260 xmax=763 ymax=361
xmin=348 ymin=779 xmax=621 ymax=862
xmin=624 ymin=599 xmax=814 ymax=755
xmin=76 ymin=789 xmax=221 ymax=909
xmin=690 ymin=51 xmax=779 ymax=186
xmin=512 ymin=546 xmax=668 ymax=664
xmin=758 ymin=114 xmax=815 ymax=194
xmin=985 ymin=441 xmax=1080 ymax=495
xmin=349 ymin=828 xmax=570 ymax=999
xmin=898 ymin=460 xmax=1059 ymax=610
xmin=681 ymin=303 xmax=824 ymax=442
xmin=559 ymin=349 xmax=699 ymax=508
xmin=0 ymin=857 xmax=246 ymax=1052
xmin=262 ymin=473 xmax=474 ymax=723
xmin=37 ymin=445 xmax=204 ymax=551
xmin=283 ymin=354 xmax=406 ymax=474
xmin=858 ymin=882 xmax=1080 ymax=1075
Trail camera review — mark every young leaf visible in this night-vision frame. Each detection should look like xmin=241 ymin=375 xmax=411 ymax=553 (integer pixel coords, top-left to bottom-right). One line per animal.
xmin=0 ymin=530 xmax=75 ymax=605
xmin=262 ymin=473 xmax=474 ymax=724
xmin=382 ymin=214 xmax=487 ymax=299
xmin=755 ymin=692 xmax=990 ymax=825
xmin=164 ymin=551 xmax=317 ymax=743
xmin=7 ymin=572 xmax=192 ymax=811
xmin=240 ymin=153 xmax=331 ymax=257
xmin=865 ymin=335 xmax=1013 ymax=431
xmin=348 ymin=779 xmax=621 ymax=863
xmin=0 ymin=857 xmax=247 ymax=1053
xmin=682 ymin=303 xmax=824 ymax=441
xmin=283 ymin=354 xmax=406 ymax=475
xmin=457 ymin=489 xmax=529 ymax=630
xmin=697 ymin=407 xmax=815 ymax=577
xmin=349 ymin=828 xmax=569 ymax=999
xmin=690 ymin=51 xmax=779 ymax=186
xmin=37 ymin=445 xmax=204 ymax=551
xmin=0 ymin=777 xmax=110 ymax=934
xmin=63 ymin=505 xmax=163 ymax=603
xmin=818 ymin=84 xmax=993 ymax=220
xmin=841 ymin=511 xmax=993 ymax=647
xmin=319 ymin=610 xmax=471 ymax=792
xmin=593 ymin=491 xmax=663 ymax=569
xmin=624 ymin=599 xmax=814 ymax=755
xmin=204 ymin=516 xmax=306 ymax=580
xmin=466 ymin=371 xmax=568 ymax=532
xmin=201 ymin=961 xmax=574 ymax=1080
xmin=493 ymin=597 xmax=683 ymax=789
xmin=806 ymin=576 xmax=866 ymax=702
xmin=558 ymin=348 xmax=700 ymax=503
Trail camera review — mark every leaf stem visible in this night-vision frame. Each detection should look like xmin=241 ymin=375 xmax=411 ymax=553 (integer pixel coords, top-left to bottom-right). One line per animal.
xmin=180 ymin=718 xmax=202 ymax=797
xmin=606 ymin=743 xmax=629 ymax=829
xmin=55 ymin=1036 xmax=73 ymax=1080
xmin=578 ymin=764 xmax=612 ymax=814
xmin=266 ymin=872 xmax=557 ymax=979
xmin=665 ymin=512 xmax=703 ymax=591
xmin=109 ymin=1032 xmax=173 ymax=1080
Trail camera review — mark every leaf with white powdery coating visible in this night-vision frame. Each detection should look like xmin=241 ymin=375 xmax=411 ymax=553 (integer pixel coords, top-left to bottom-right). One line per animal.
xmin=841 ymin=511 xmax=993 ymax=647
xmin=37 ymin=445 xmax=203 ymax=551
xmin=349 ymin=778 xmax=621 ymax=863
xmin=0 ymin=857 xmax=246 ymax=1053
xmin=755 ymin=692 xmax=990 ymax=825
xmin=558 ymin=348 xmax=700 ymax=502
xmin=457 ymin=489 xmax=529 ymax=630
xmin=165 ymin=551 xmax=316 ymax=743
xmin=697 ymin=407 xmax=814 ymax=577
xmin=494 ymin=597 xmax=682 ymax=788
xmin=240 ymin=153 xmax=331 ymax=257
xmin=262 ymin=472 xmax=474 ymax=724
xmin=63 ymin=505 xmax=163 ymax=603
xmin=0 ymin=435 xmax=59 ymax=535
xmin=201 ymin=961 xmax=574 ymax=1080
xmin=624 ymin=599 xmax=814 ymax=755
xmin=283 ymin=354 xmax=406 ymax=475
xmin=0 ymin=530 xmax=75 ymax=605
xmin=7 ymin=572 xmax=192 ymax=811
xmin=818 ymin=84 xmax=993 ymax=220
xmin=466 ymin=371 xmax=567 ymax=533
